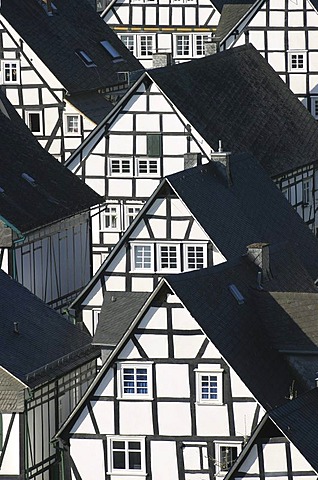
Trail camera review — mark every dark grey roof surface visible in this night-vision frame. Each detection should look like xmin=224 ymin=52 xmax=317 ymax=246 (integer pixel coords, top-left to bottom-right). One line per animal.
xmin=0 ymin=268 xmax=93 ymax=386
xmin=269 ymin=388 xmax=318 ymax=472
xmin=150 ymin=45 xmax=318 ymax=177
xmin=68 ymin=92 xmax=113 ymax=124
xmin=166 ymin=246 xmax=318 ymax=410
xmin=0 ymin=93 xmax=102 ymax=232
xmin=93 ymin=291 xmax=151 ymax=345
xmin=2 ymin=0 xmax=142 ymax=94
xmin=216 ymin=3 xmax=252 ymax=40
xmin=167 ymin=154 xmax=318 ymax=282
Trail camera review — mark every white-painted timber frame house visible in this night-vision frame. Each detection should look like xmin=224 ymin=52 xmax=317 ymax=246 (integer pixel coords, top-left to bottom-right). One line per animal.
xmin=217 ymin=0 xmax=318 ymax=117
xmin=102 ymin=0 xmax=223 ymax=67
xmin=66 ymin=45 xmax=318 ymax=273
xmin=56 ymin=245 xmax=318 ymax=480
xmin=0 ymin=0 xmax=142 ymax=163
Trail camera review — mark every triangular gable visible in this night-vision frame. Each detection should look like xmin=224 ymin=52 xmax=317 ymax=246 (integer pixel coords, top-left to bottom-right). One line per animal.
xmin=0 ymin=367 xmax=26 ymax=413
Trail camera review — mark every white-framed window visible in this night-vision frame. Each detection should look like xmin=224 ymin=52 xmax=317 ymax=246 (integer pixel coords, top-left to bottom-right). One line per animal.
xmin=107 ymin=436 xmax=146 ymax=475
xmin=102 ymin=205 xmax=121 ymax=231
xmin=1 ymin=60 xmax=20 ymax=84
xmin=184 ymin=244 xmax=207 ymax=270
xmin=117 ymin=362 xmax=153 ymax=399
xmin=109 ymin=158 xmax=132 ymax=176
xmin=175 ymin=34 xmax=191 ymax=57
xmin=125 ymin=205 xmax=142 ymax=227
xmin=288 ymin=51 xmax=306 ymax=71
xmin=136 ymin=158 xmax=160 ymax=176
xmin=65 ymin=114 xmax=80 ymax=134
xmin=120 ymin=34 xmax=135 ymax=55
xmin=303 ymin=178 xmax=311 ymax=205
xmin=132 ymin=243 xmax=153 ymax=270
xmin=195 ymin=34 xmax=210 ymax=56
xmin=282 ymin=185 xmax=291 ymax=202
xmin=26 ymin=111 xmax=43 ymax=135
xmin=157 ymin=244 xmax=180 ymax=272
xmin=138 ymin=35 xmax=154 ymax=57
xmin=214 ymin=441 xmax=242 ymax=475
xmin=195 ymin=367 xmax=223 ymax=405
xmin=312 ymin=97 xmax=318 ymax=119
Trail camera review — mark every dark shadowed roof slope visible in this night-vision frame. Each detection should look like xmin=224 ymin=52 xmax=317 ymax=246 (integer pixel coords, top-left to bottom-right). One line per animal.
xmin=0 ymin=269 xmax=94 ymax=386
xmin=269 ymin=388 xmax=318 ymax=472
xmin=93 ymin=291 xmax=151 ymax=346
xmin=165 ymin=246 xmax=318 ymax=410
xmin=150 ymin=45 xmax=318 ymax=177
xmin=216 ymin=3 xmax=253 ymax=40
xmin=167 ymin=154 xmax=318 ymax=281
xmin=2 ymin=0 xmax=142 ymax=94
xmin=0 ymin=94 xmax=102 ymax=232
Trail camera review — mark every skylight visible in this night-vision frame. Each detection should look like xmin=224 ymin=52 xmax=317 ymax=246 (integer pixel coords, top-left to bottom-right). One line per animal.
xmin=22 ymin=173 xmax=36 ymax=186
xmin=228 ymin=284 xmax=245 ymax=305
xmin=100 ymin=40 xmax=122 ymax=62
xmin=75 ymin=50 xmax=96 ymax=67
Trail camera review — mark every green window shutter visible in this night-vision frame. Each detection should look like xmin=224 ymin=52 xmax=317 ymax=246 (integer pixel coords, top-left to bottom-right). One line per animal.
xmin=147 ymin=134 xmax=161 ymax=157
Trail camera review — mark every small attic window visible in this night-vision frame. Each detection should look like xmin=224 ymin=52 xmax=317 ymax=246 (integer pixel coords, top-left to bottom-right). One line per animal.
xmin=75 ymin=50 xmax=96 ymax=67
xmin=228 ymin=284 xmax=245 ymax=305
xmin=22 ymin=173 xmax=36 ymax=186
xmin=100 ymin=41 xmax=122 ymax=62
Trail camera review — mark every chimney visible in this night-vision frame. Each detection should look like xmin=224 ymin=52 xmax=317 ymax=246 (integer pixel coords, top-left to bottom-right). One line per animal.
xmin=210 ymin=141 xmax=232 ymax=186
xmin=152 ymin=52 xmax=173 ymax=68
xmin=204 ymin=36 xmax=219 ymax=56
xmin=247 ymin=243 xmax=271 ymax=282
xmin=13 ymin=322 xmax=19 ymax=334
xmin=184 ymin=152 xmax=202 ymax=169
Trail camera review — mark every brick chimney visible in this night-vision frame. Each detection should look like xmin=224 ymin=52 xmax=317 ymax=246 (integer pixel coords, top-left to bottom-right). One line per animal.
xmin=247 ymin=243 xmax=271 ymax=282
xmin=210 ymin=141 xmax=232 ymax=186
xmin=204 ymin=37 xmax=220 ymax=56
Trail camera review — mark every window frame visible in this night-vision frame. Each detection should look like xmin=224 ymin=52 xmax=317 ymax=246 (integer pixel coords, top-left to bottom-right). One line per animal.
xmin=64 ymin=114 xmax=81 ymax=135
xmin=137 ymin=34 xmax=155 ymax=58
xmin=174 ymin=34 xmax=191 ymax=57
xmin=195 ymin=367 xmax=224 ymax=405
xmin=302 ymin=178 xmax=311 ymax=205
xmin=1 ymin=60 xmax=20 ymax=84
xmin=117 ymin=362 xmax=153 ymax=400
xmin=214 ymin=441 xmax=242 ymax=475
xmin=131 ymin=243 xmax=154 ymax=271
xmin=157 ymin=243 xmax=180 ymax=273
xmin=288 ymin=50 xmax=307 ymax=72
xmin=107 ymin=436 xmax=146 ymax=475
xmin=108 ymin=157 xmax=133 ymax=177
xmin=183 ymin=243 xmax=207 ymax=271
xmin=194 ymin=33 xmax=210 ymax=56
xmin=25 ymin=110 xmax=43 ymax=135
xmin=135 ymin=157 xmax=160 ymax=177
xmin=120 ymin=34 xmax=136 ymax=56
xmin=101 ymin=204 xmax=121 ymax=231
xmin=125 ymin=204 xmax=142 ymax=228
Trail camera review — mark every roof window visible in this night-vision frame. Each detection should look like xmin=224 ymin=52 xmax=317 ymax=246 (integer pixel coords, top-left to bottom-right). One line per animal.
xmin=21 ymin=173 xmax=36 ymax=186
xmin=228 ymin=284 xmax=245 ymax=305
xmin=100 ymin=40 xmax=123 ymax=62
xmin=75 ymin=50 xmax=96 ymax=67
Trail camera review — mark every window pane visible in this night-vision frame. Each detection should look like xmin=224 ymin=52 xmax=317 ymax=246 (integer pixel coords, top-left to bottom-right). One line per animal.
xmin=113 ymin=451 xmax=126 ymax=469
xmin=129 ymin=451 xmax=142 ymax=469
xmin=201 ymin=375 xmax=218 ymax=399
xmin=160 ymin=245 xmax=177 ymax=269
xmin=220 ymin=446 xmax=238 ymax=470
xmin=134 ymin=245 xmax=152 ymax=269
xmin=29 ymin=113 xmax=41 ymax=133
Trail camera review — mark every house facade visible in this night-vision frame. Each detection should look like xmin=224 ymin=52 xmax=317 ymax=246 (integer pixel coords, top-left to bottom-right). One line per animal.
xmin=0 ymin=0 xmax=142 ymax=163
xmin=102 ymin=0 xmax=222 ymax=67
xmin=217 ymin=0 xmax=318 ymax=116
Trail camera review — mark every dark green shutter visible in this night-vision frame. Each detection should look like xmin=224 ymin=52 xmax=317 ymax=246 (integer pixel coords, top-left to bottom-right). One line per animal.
xmin=147 ymin=134 xmax=161 ymax=157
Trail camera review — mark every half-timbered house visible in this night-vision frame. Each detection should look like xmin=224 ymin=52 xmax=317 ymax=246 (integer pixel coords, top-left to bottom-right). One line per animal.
xmin=224 ymin=389 xmax=318 ymax=480
xmin=101 ymin=0 xmax=229 ymax=67
xmin=0 ymin=268 xmax=99 ymax=480
xmin=0 ymin=0 xmax=143 ymax=163
xmin=0 ymin=93 xmax=102 ymax=310
xmin=216 ymin=0 xmax=318 ymax=116
xmin=68 ymin=154 xmax=318 ymax=335
xmin=66 ymin=45 xmax=318 ymax=270
xmin=55 ymin=244 xmax=318 ymax=480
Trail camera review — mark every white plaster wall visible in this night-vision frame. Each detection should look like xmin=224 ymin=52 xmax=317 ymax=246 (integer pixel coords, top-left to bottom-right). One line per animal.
xmin=156 ymin=364 xmax=190 ymax=397
xmin=136 ymin=333 xmax=169 ymax=358
xmin=131 ymin=276 xmax=154 ymax=291
xmin=105 ymin=275 xmax=126 ymax=291
xmin=94 ymin=369 xmax=115 ymax=397
xmin=195 ymin=404 xmax=229 ymax=436
xmin=147 ymin=198 xmax=167 ymax=216
xmin=173 ymin=334 xmax=205 ymax=358
xmin=108 ymin=179 xmax=133 ymax=197
xmin=171 ymin=307 xmax=198 ymax=330
xmin=262 ymin=442 xmax=288 ymax=472
xmin=71 ymin=407 xmax=95 ymax=434
xmin=0 ymin=413 xmax=20 ymax=475
xmin=290 ymin=443 xmax=314 ymax=471
xmin=119 ymin=401 xmax=153 ymax=434
xmin=239 ymin=445 xmax=260 ymax=474
xmin=150 ymin=441 xmax=179 ymax=480
xmin=131 ymin=220 xmax=151 ymax=239
xmin=188 ymin=221 xmax=209 ymax=240
xmin=171 ymin=220 xmax=190 ymax=239
xmin=118 ymin=339 xmax=142 ymax=359
xmin=233 ymin=403 xmax=258 ymax=437
xmin=107 ymin=247 xmax=127 ymax=273
xmin=201 ymin=341 xmax=222 ymax=358
xmin=157 ymin=402 xmax=192 ymax=435
xmin=135 ymin=179 xmax=161 ymax=197
xmin=230 ymin=368 xmax=254 ymax=397
xmin=92 ymin=400 xmax=115 ymax=434
xmin=139 ymin=306 xmax=168 ymax=329
xmin=70 ymin=438 xmax=105 ymax=480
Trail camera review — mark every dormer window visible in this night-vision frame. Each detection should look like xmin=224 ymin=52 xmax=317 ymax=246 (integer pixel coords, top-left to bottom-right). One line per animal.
xmin=75 ymin=50 xmax=96 ymax=67
xmin=100 ymin=40 xmax=122 ymax=62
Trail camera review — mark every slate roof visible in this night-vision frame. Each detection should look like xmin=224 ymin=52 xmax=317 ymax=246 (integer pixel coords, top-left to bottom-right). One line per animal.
xmin=0 ymin=268 xmax=95 ymax=388
xmin=166 ymin=154 xmax=318 ymax=282
xmin=215 ymin=3 xmax=253 ymax=40
xmin=93 ymin=291 xmax=151 ymax=346
xmin=150 ymin=45 xmax=318 ymax=177
xmin=166 ymin=246 xmax=318 ymax=410
xmin=0 ymin=93 xmax=102 ymax=233
xmin=0 ymin=368 xmax=25 ymax=412
xmin=68 ymin=92 xmax=113 ymax=125
xmin=2 ymin=0 xmax=143 ymax=94
xmin=268 ymin=388 xmax=318 ymax=472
